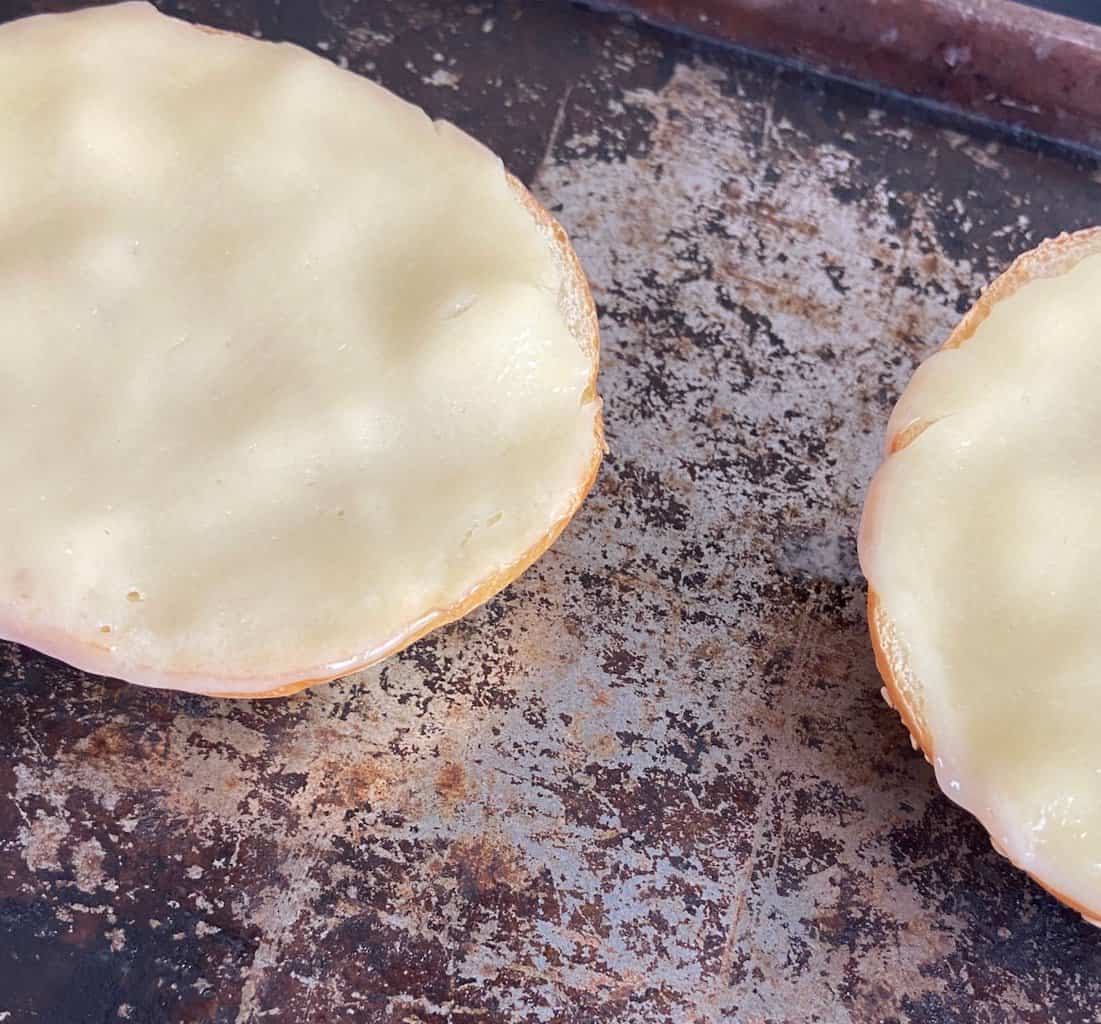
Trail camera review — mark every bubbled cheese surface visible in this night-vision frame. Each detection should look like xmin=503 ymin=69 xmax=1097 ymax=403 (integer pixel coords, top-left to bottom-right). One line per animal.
xmin=861 ymin=249 xmax=1101 ymax=911
xmin=0 ymin=3 xmax=601 ymax=694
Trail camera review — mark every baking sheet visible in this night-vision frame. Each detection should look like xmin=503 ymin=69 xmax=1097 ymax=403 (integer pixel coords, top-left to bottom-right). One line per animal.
xmin=1 ymin=1 xmax=1100 ymax=1021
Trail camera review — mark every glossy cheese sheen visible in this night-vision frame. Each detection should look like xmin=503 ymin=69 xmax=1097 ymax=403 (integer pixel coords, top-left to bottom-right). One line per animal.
xmin=861 ymin=250 xmax=1101 ymax=911
xmin=0 ymin=4 xmax=600 ymax=692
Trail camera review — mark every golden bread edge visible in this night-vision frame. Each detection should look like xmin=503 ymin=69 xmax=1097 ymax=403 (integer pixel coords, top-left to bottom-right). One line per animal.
xmin=866 ymin=226 xmax=1101 ymax=922
xmin=206 ymin=175 xmax=605 ymax=698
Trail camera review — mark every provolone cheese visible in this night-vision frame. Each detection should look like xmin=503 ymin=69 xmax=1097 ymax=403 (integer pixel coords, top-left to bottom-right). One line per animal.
xmin=0 ymin=3 xmax=602 ymax=695
xmin=861 ymin=246 xmax=1101 ymax=911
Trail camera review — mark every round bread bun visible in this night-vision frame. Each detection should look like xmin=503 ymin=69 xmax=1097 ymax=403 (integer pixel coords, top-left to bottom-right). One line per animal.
xmin=860 ymin=227 xmax=1101 ymax=922
xmin=0 ymin=3 xmax=603 ymax=698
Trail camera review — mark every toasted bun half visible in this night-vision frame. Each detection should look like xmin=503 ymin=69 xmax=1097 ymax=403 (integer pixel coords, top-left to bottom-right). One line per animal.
xmin=0 ymin=4 xmax=603 ymax=698
xmin=861 ymin=228 xmax=1101 ymax=922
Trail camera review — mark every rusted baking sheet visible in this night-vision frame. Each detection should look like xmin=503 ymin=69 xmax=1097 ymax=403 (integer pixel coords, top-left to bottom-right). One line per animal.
xmin=593 ymin=0 xmax=1101 ymax=151
xmin=2 ymin=1 xmax=1101 ymax=1022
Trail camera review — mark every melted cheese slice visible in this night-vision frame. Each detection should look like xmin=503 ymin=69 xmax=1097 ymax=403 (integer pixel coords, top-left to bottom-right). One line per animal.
xmin=0 ymin=3 xmax=601 ymax=695
xmin=861 ymin=250 xmax=1101 ymax=911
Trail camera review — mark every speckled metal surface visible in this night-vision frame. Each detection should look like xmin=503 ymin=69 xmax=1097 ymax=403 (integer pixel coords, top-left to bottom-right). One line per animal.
xmin=2 ymin=2 xmax=1101 ymax=1022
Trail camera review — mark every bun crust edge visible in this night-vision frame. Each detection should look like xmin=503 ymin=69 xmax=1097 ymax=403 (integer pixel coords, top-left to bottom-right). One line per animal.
xmin=866 ymin=227 xmax=1101 ymax=923
xmin=209 ymin=175 xmax=605 ymax=699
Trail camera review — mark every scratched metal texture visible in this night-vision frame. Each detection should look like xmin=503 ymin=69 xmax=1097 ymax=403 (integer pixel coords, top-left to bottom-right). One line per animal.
xmin=2 ymin=1 xmax=1101 ymax=1022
